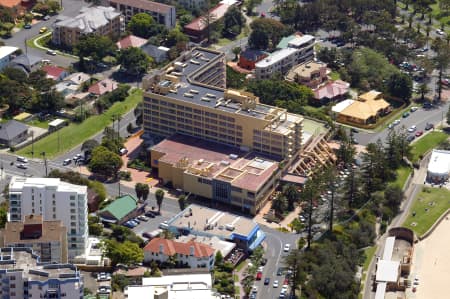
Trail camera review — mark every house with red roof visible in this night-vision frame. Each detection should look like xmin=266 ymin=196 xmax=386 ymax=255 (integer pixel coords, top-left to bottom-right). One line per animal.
xmin=116 ymin=35 xmax=148 ymax=50
xmin=41 ymin=65 xmax=69 ymax=82
xmin=88 ymin=78 xmax=118 ymax=96
xmin=0 ymin=0 xmax=25 ymax=17
xmin=184 ymin=3 xmax=230 ymax=43
xmin=144 ymin=237 xmax=215 ymax=270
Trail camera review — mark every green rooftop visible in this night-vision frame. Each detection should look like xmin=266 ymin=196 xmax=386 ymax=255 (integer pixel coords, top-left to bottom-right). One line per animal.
xmin=276 ymin=35 xmax=297 ymax=49
xmin=100 ymin=194 xmax=138 ymax=221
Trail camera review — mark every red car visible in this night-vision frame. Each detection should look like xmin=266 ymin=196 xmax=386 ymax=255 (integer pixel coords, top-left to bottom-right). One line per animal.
xmin=256 ymin=272 xmax=262 ymax=280
xmin=415 ymin=130 xmax=423 ymax=137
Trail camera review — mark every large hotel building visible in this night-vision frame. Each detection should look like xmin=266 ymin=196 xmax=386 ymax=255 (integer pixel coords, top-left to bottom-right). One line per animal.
xmin=143 ymin=48 xmax=332 ymax=214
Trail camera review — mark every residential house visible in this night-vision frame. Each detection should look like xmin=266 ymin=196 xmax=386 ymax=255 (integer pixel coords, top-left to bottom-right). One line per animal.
xmin=141 ymin=44 xmax=169 ymax=63
xmin=98 ymin=194 xmax=139 ymax=224
xmin=0 ymin=120 xmax=28 ymax=147
xmin=108 ymin=0 xmax=176 ymax=28
xmin=9 ymin=53 xmax=42 ymax=74
xmin=0 ymin=0 xmax=24 ymax=17
xmin=313 ymin=80 xmax=350 ymax=104
xmin=64 ymin=72 xmax=90 ymax=86
xmin=41 ymin=65 xmax=69 ymax=81
xmin=8 ymin=177 xmax=89 ymax=260
xmin=286 ymin=61 xmax=328 ymax=89
xmin=184 ymin=3 xmax=230 ymax=42
xmin=88 ymin=78 xmax=118 ymax=96
xmin=0 ymin=46 xmax=19 ymax=71
xmin=143 ymin=238 xmax=215 ymax=270
xmin=0 ymin=215 xmax=68 ymax=263
xmin=116 ymin=35 xmax=148 ymax=50
xmin=332 ymin=90 xmax=391 ymax=125
xmin=52 ymin=6 xmax=122 ymax=48
xmin=238 ymin=49 xmax=268 ymax=71
xmin=0 ymin=247 xmax=83 ymax=299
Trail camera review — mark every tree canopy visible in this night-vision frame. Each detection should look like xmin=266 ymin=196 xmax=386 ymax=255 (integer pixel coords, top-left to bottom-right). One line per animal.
xmin=74 ymin=34 xmax=116 ymax=62
xmin=118 ymin=47 xmax=152 ymax=76
xmin=102 ymin=239 xmax=143 ymax=266
xmin=128 ymin=13 xmax=165 ymax=38
xmin=88 ymin=146 xmax=123 ymax=178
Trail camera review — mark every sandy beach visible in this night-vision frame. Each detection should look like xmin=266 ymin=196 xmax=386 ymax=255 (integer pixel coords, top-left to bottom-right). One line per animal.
xmin=413 ymin=216 xmax=450 ymax=299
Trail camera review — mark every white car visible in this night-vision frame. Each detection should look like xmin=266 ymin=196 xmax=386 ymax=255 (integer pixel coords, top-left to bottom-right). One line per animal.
xmin=408 ymin=125 xmax=417 ymax=132
xmin=393 ymin=119 xmax=401 ymax=126
xmin=283 ymin=244 xmax=291 ymax=252
xmin=252 ymin=285 xmax=258 ymax=293
xmin=436 ymin=29 xmax=445 ymax=35
xmin=273 ymin=280 xmax=279 ymax=288
xmin=281 ymin=284 xmax=288 ymax=294
xmin=17 ymin=156 xmax=28 ymax=163
xmin=137 ymin=215 xmax=149 ymax=221
xmin=410 ymin=106 xmax=419 ymax=112
xmin=16 ymin=163 xmax=28 ymax=169
xmin=258 ymin=266 xmax=264 ymax=272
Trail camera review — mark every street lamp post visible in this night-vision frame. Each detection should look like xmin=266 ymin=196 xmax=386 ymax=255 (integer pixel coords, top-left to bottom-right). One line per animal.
xmin=31 ymin=131 xmax=34 ymax=159
xmin=41 ymin=152 xmax=48 ymax=177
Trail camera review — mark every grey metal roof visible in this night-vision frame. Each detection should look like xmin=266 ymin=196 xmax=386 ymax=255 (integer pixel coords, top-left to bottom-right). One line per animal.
xmin=54 ymin=6 xmax=120 ymax=33
xmin=0 ymin=120 xmax=28 ymax=141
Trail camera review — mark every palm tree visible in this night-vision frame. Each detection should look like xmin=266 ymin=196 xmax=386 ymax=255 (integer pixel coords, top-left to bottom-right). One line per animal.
xmin=282 ymin=184 xmax=299 ymax=211
xmin=232 ymin=46 xmax=241 ymax=61
xmin=271 ymin=193 xmax=288 ymax=217
xmin=155 ymin=189 xmax=165 ymax=213
xmin=418 ymin=83 xmax=429 ymax=102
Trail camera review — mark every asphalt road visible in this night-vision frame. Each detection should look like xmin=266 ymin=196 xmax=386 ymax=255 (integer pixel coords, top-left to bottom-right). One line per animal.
xmin=0 ymin=0 xmax=89 ymax=67
xmin=353 ymin=99 xmax=449 ymax=146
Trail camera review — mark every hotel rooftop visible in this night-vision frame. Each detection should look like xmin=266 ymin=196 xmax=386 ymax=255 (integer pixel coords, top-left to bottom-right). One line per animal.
xmin=143 ymin=48 xmax=302 ymax=129
xmin=152 ymin=134 xmax=279 ymax=192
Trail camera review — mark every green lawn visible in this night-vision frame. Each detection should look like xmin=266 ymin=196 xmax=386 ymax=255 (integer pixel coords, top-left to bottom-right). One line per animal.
xmin=362 ymin=246 xmax=377 ymax=271
xmin=430 ymin=1 xmax=450 ymax=32
xmin=410 ymin=131 xmax=449 ymax=162
xmin=390 ymin=165 xmax=412 ymax=189
xmin=27 ymin=119 xmax=49 ymax=129
xmin=402 ymin=187 xmax=450 ymax=237
xmin=17 ymin=89 xmax=142 ymax=158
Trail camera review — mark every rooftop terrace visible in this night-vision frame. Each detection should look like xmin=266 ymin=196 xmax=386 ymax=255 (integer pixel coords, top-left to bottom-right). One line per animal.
xmin=167 ymin=204 xmax=259 ymax=239
xmin=152 ymin=134 xmax=279 ymax=192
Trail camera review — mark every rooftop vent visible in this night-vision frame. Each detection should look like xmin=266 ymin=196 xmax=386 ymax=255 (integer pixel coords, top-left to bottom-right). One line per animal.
xmin=220 ymin=160 xmax=230 ymax=166
xmin=229 ymin=154 xmax=238 ymax=160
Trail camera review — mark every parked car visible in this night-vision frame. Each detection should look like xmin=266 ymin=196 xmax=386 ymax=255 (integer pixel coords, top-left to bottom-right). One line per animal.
xmin=425 ymin=123 xmax=434 ymax=130
xmin=119 ymin=148 xmax=128 ymax=155
xmin=97 ymin=272 xmax=111 ymax=281
xmin=403 ymin=112 xmax=410 ymax=118
xmin=415 ymin=130 xmax=423 ymax=137
xmin=283 ymin=244 xmax=290 ymax=252
xmin=436 ymin=29 xmax=445 ymax=35
xmin=16 ymin=163 xmax=27 ymax=169
xmin=407 ymin=135 xmax=415 ymax=143
xmin=63 ymin=159 xmax=71 ymax=166
xmin=145 ymin=211 xmax=156 ymax=218
xmin=97 ymin=286 xmax=111 ymax=294
xmin=137 ymin=215 xmax=149 ymax=222
xmin=261 ymin=257 xmax=267 ymax=266
xmin=46 ymin=49 xmax=56 ymax=56
xmin=43 ymin=15 xmax=50 ymax=21
xmin=273 ymin=280 xmax=279 ymax=288
xmin=17 ymin=156 xmax=28 ymax=163
xmin=423 ymin=102 xmax=433 ymax=109
xmin=24 ymin=24 xmax=31 ymax=29
xmin=39 ymin=27 xmax=48 ymax=33
xmin=256 ymin=272 xmax=262 ymax=280
xmin=276 ymin=268 xmax=284 ymax=276
xmin=264 ymin=278 xmax=270 ymax=285
xmin=408 ymin=125 xmax=417 ymax=132
xmin=410 ymin=106 xmax=419 ymax=112
xmin=393 ymin=119 xmax=401 ymax=125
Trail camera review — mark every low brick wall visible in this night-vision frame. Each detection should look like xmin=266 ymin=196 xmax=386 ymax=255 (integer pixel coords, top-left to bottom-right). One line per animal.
xmin=418 ymin=208 xmax=450 ymax=240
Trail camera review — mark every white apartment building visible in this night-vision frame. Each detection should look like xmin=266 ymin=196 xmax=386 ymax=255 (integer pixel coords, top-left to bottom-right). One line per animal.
xmin=9 ymin=177 xmax=88 ymax=260
xmin=255 ymin=34 xmax=315 ymax=79
xmin=0 ymin=247 xmax=83 ymax=299
xmin=143 ymin=238 xmax=215 ymax=271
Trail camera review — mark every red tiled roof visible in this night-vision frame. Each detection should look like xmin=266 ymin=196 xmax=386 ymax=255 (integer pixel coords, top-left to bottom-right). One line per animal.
xmin=0 ymin=0 xmax=21 ymax=8
xmin=313 ymin=80 xmax=350 ymax=100
xmin=144 ymin=238 xmax=215 ymax=258
xmin=116 ymin=35 xmax=148 ymax=49
xmin=109 ymin=0 xmax=173 ymax=14
xmin=88 ymin=78 xmax=118 ymax=95
xmin=184 ymin=3 xmax=230 ymax=32
xmin=41 ymin=65 xmax=66 ymax=80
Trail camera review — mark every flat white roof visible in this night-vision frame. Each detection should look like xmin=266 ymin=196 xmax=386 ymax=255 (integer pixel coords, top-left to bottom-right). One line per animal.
xmin=376 ymin=260 xmax=400 ymax=282
xmin=375 ymin=282 xmax=387 ymax=299
xmin=143 ymin=274 xmax=213 ymax=288
xmin=382 ymin=236 xmax=395 ymax=260
xmin=177 ymin=235 xmax=236 ymax=258
xmin=332 ymin=99 xmax=354 ymax=113
xmin=428 ymin=149 xmax=450 ymax=176
xmin=288 ymin=35 xmax=315 ymax=48
xmin=10 ymin=177 xmax=87 ymax=194
xmin=126 ymin=285 xmax=154 ymax=299
xmin=255 ymin=48 xmax=298 ymax=68
xmin=0 ymin=46 xmax=18 ymax=59
xmin=48 ymin=119 xmax=66 ymax=127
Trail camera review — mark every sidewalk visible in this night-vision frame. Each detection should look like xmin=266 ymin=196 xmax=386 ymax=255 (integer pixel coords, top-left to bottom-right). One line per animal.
xmin=253 ymin=200 xmax=302 ymax=231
